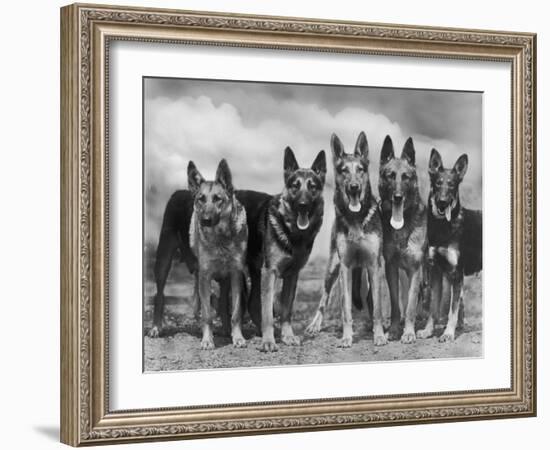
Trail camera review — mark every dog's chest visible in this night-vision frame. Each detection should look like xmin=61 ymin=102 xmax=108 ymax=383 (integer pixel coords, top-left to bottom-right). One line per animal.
xmin=197 ymin=237 xmax=246 ymax=275
xmin=384 ymin=218 xmax=427 ymax=266
xmin=268 ymin=243 xmax=310 ymax=276
xmin=336 ymin=225 xmax=380 ymax=267
xmin=190 ymin=214 xmax=247 ymax=275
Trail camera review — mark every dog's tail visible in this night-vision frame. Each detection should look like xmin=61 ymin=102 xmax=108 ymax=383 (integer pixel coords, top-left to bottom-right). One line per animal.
xmin=352 ymin=268 xmax=363 ymax=310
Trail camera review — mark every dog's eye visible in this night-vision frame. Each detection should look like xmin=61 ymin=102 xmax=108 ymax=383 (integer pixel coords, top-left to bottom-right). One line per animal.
xmin=356 ymin=166 xmax=364 ymax=173
xmin=402 ymin=173 xmax=410 ymax=181
xmin=212 ymin=194 xmax=221 ymax=203
xmin=292 ymin=181 xmax=301 ymax=190
xmin=198 ymin=195 xmax=206 ymax=203
xmin=387 ymin=172 xmax=396 ymax=180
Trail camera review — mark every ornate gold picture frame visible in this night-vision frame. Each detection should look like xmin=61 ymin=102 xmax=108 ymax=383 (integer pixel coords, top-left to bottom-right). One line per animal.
xmin=60 ymin=3 xmax=536 ymax=446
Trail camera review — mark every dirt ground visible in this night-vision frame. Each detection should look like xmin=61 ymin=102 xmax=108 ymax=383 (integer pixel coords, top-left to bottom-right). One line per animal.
xmin=143 ymin=261 xmax=482 ymax=372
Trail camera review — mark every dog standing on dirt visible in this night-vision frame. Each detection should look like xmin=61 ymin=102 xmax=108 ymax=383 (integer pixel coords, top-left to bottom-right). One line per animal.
xmin=249 ymin=147 xmax=326 ymax=352
xmin=147 ymin=186 xmax=270 ymax=340
xmin=305 ymin=132 xmax=384 ymax=347
xmin=416 ymin=149 xmax=482 ymax=342
xmin=187 ymin=159 xmax=249 ymax=350
xmin=379 ymin=136 xmax=427 ymax=343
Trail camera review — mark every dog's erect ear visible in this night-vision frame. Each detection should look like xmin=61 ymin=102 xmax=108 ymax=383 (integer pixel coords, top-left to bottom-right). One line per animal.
xmin=284 ymin=146 xmax=299 ymax=184
xmin=215 ymin=158 xmax=234 ymax=195
xmin=428 ymin=148 xmax=444 ymax=175
xmin=354 ymin=131 xmax=369 ymax=163
xmin=331 ymin=133 xmax=345 ymax=164
xmin=187 ymin=161 xmax=205 ymax=194
xmin=311 ymin=150 xmax=327 ymax=185
xmin=380 ymin=135 xmax=395 ymax=166
xmin=401 ymin=137 xmax=416 ymax=166
xmin=452 ymin=154 xmax=469 ymax=182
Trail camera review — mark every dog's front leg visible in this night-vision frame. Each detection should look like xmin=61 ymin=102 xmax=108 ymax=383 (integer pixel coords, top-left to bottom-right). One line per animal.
xmin=280 ymin=274 xmax=300 ymax=346
xmin=402 ymin=264 xmax=422 ymax=343
xmin=338 ymin=264 xmax=354 ymax=348
xmin=248 ymin=265 xmax=262 ymax=332
xmin=260 ymin=270 xmax=278 ymax=352
xmin=198 ymin=271 xmax=215 ymax=350
xmin=306 ymin=249 xmax=339 ymax=336
xmin=385 ymin=258 xmax=401 ymax=341
xmin=218 ymin=276 xmax=231 ymax=337
xmin=230 ymin=270 xmax=247 ymax=348
xmin=192 ymin=273 xmax=200 ymax=321
xmin=417 ymin=262 xmax=442 ymax=339
xmin=368 ymin=261 xmax=387 ymax=346
xmin=440 ymin=271 xmax=463 ymax=342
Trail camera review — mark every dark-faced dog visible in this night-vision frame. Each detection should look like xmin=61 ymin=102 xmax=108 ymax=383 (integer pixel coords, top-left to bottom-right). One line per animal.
xmin=305 ymin=132 xmax=384 ymax=347
xmin=417 ymin=149 xmax=482 ymax=342
xmin=187 ymin=159 xmax=249 ymax=349
xmin=379 ymin=136 xmax=427 ymax=343
xmin=249 ymin=147 xmax=326 ymax=352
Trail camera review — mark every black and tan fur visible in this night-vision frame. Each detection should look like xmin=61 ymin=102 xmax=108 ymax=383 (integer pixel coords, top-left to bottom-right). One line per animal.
xmin=306 ymin=132 xmax=384 ymax=347
xmin=417 ymin=149 xmax=482 ymax=342
xmin=379 ymin=136 xmax=427 ymax=343
xmin=249 ymin=147 xmax=326 ymax=352
xmin=188 ymin=159 xmax=248 ymax=350
xmin=147 ymin=188 xmax=271 ymax=340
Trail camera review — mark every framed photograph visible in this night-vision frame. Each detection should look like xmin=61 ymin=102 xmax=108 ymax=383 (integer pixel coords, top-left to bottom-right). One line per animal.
xmin=60 ymin=3 xmax=537 ymax=446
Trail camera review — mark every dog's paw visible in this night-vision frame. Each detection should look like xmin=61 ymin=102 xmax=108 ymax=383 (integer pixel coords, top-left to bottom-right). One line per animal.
xmin=232 ymin=337 xmax=247 ymax=348
xmin=388 ymin=324 xmax=401 ymax=341
xmin=373 ymin=333 xmax=388 ymax=346
xmin=439 ymin=332 xmax=455 ymax=343
xmin=305 ymin=314 xmax=323 ymax=336
xmin=282 ymin=334 xmax=301 ymax=346
xmin=260 ymin=340 xmax=279 ymax=353
xmin=337 ymin=336 xmax=353 ymax=348
xmin=416 ymin=328 xmax=433 ymax=339
xmin=147 ymin=326 xmax=160 ymax=338
xmin=200 ymin=339 xmax=215 ymax=350
xmin=401 ymin=331 xmax=416 ymax=344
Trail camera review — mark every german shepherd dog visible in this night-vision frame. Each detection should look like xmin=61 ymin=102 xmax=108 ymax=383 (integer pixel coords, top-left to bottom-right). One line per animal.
xmin=379 ymin=136 xmax=427 ymax=343
xmin=147 ymin=186 xmax=270 ymax=340
xmin=305 ymin=132 xmax=385 ymax=347
xmin=248 ymin=147 xmax=326 ymax=352
xmin=187 ymin=159 xmax=249 ymax=349
xmin=417 ymin=149 xmax=482 ymax=342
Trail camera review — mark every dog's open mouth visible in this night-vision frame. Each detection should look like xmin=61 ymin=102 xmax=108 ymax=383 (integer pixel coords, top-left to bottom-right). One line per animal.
xmin=297 ymin=212 xmax=310 ymax=230
xmin=348 ymin=193 xmax=361 ymax=212
xmin=435 ymin=202 xmax=454 ymax=222
xmin=390 ymin=200 xmax=404 ymax=230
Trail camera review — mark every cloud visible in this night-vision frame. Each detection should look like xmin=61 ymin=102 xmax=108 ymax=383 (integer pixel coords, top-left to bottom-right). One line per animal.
xmin=144 ymin=80 xmax=482 ymax=259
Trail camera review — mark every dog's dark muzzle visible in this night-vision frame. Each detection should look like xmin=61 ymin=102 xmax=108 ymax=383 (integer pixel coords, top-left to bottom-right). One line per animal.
xmin=347 ymin=183 xmax=362 ymax=212
xmin=390 ymin=194 xmax=405 ymax=230
xmin=436 ymin=199 xmax=451 ymax=212
xmin=296 ymin=201 xmax=311 ymax=230
xmin=200 ymin=217 xmax=217 ymax=227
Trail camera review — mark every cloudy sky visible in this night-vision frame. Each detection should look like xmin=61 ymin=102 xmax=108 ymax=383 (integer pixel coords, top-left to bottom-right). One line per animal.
xmin=143 ymin=77 xmax=482 ymax=258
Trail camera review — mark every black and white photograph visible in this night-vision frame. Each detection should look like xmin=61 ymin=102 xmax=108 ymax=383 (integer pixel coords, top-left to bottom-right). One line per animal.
xmin=142 ymin=77 xmax=483 ymax=371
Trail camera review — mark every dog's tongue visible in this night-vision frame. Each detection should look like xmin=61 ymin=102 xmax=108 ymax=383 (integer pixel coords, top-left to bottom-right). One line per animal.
xmin=445 ymin=205 xmax=452 ymax=222
xmin=297 ymin=212 xmax=310 ymax=230
xmin=391 ymin=202 xmax=404 ymax=230
xmin=348 ymin=196 xmax=361 ymax=212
